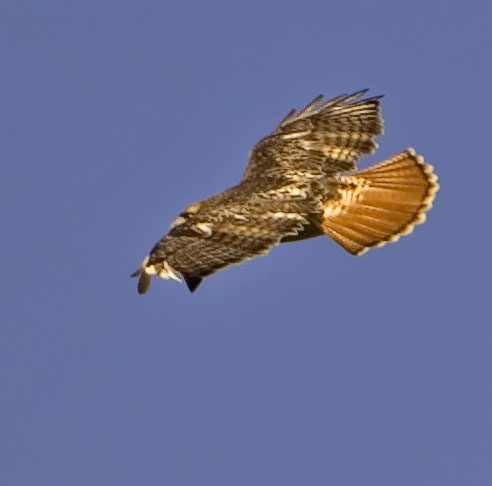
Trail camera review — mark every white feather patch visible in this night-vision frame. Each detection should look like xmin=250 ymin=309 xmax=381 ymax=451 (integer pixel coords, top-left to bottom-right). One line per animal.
xmin=196 ymin=222 xmax=213 ymax=236
xmin=170 ymin=216 xmax=186 ymax=229
xmin=280 ymin=130 xmax=311 ymax=140
xmin=158 ymin=261 xmax=182 ymax=282
xmin=144 ymin=265 xmax=157 ymax=275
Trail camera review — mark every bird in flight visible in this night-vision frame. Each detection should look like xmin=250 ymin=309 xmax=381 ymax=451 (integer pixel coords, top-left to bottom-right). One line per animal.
xmin=132 ymin=90 xmax=438 ymax=294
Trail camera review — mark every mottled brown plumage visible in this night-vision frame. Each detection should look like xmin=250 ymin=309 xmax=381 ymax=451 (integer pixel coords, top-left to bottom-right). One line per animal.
xmin=133 ymin=90 xmax=438 ymax=293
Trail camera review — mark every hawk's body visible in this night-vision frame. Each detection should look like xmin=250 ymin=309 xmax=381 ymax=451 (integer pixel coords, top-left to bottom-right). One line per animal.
xmin=133 ymin=90 xmax=438 ymax=293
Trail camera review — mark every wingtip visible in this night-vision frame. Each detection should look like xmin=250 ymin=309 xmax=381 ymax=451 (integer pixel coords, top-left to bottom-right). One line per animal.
xmin=352 ymin=88 xmax=384 ymax=101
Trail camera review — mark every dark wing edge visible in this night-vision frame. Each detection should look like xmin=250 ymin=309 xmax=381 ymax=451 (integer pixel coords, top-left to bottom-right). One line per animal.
xmin=182 ymin=274 xmax=203 ymax=293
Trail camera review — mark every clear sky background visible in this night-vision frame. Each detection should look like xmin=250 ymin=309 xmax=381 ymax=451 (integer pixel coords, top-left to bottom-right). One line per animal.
xmin=2 ymin=1 xmax=491 ymax=485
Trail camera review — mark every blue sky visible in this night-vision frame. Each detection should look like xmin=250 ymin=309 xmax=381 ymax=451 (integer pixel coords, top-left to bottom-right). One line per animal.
xmin=2 ymin=1 xmax=492 ymax=484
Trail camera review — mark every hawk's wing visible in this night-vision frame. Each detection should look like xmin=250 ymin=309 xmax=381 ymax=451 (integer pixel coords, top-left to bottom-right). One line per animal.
xmin=136 ymin=201 xmax=309 ymax=293
xmin=241 ymin=90 xmax=384 ymax=182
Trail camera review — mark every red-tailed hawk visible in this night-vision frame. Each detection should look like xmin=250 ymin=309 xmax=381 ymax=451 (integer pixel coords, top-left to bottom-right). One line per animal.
xmin=133 ymin=90 xmax=439 ymax=293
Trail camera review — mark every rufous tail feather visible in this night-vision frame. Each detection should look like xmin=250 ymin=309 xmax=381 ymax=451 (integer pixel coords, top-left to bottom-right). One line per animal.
xmin=322 ymin=148 xmax=439 ymax=255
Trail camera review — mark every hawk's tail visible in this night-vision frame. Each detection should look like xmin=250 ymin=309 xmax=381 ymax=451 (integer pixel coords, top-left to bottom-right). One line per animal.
xmin=321 ymin=148 xmax=439 ymax=255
